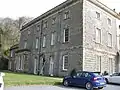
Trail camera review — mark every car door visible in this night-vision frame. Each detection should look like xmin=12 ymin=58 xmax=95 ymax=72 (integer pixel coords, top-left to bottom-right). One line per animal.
xmin=70 ymin=72 xmax=83 ymax=86
xmin=109 ymin=73 xmax=119 ymax=84
xmin=111 ymin=73 xmax=120 ymax=84
xmin=81 ymin=72 xmax=92 ymax=86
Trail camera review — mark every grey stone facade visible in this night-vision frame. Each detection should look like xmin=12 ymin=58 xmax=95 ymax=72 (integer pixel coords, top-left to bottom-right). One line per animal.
xmin=9 ymin=0 xmax=120 ymax=76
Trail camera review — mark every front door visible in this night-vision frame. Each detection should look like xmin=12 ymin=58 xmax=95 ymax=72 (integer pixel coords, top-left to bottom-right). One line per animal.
xmin=49 ymin=57 xmax=54 ymax=76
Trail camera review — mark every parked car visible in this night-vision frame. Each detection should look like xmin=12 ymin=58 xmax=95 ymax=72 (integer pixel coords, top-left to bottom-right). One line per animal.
xmin=0 ymin=72 xmax=5 ymax=90
xmin=104 ymin=72 xmax=120 ymax=84
xmin=63 ymin=71 xmax=106 ymax=90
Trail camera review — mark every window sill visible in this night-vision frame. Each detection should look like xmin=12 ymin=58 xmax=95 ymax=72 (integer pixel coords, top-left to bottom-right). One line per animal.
xmin=64 ymin=17 xmax=70 ymax=20
xmin=52 ymin=23 xmax=56 ymax=25
xmin=42 ymin=47 xmax=46 ymax=48
xmin=94 ymin=40 xmax=101 ymax=45
xmin=62 ymin=69 xmax=68 ymax=72
xmin=62 ymin=41 xmax=69 ymax=44
xmin=107 ymin=45 xmax=112 ymax=48
xmin=51 ymin=44 xmax=55 ymax=46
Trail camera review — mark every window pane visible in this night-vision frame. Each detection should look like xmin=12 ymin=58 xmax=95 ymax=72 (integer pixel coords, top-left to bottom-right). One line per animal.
xmin=64 ymin=11 xmax=69 ymax=19
xmin=96 ymin=56 xmax=101 ymax=72
xmin=63 ymin=55 xmax=68 ymax=70
xmin=108 ymin=18 xmax=111 ymax=25
xmin=52 ymin=18 xmax=56 ymax=24
xmin=64 ymin=28 xmax=69 ymax=42
xmin=51 ymin=33 xmax=55 ymax=45
xmin=96 ymin=12 xmax=100 ymax=19
xmin=109 ymin=58 xmax=113 ymax=74
xmin=24 ymin=41 xmax=27 ymax=49
xmin=43 ymin=36 xmax=46 ymax=47
xmin=108 ymin=33 xmax=112 ymax=47
xmin=96 ymin=28 xmax=101 ymax=43
xmin=36 ymin=38 xmax=39 ymax=49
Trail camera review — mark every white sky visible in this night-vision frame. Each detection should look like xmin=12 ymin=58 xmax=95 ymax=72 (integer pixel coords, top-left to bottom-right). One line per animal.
xmin=0 ymin=0 xmax=119 ymax=19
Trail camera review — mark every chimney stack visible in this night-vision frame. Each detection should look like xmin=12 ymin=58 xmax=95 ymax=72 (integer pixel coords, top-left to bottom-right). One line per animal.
xmin=113 ymin=8 xmax=115 ymax=11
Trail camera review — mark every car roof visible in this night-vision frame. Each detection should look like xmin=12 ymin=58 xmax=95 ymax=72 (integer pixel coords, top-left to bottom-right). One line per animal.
xmin=77 ymin=71 xmax=100 ymax=73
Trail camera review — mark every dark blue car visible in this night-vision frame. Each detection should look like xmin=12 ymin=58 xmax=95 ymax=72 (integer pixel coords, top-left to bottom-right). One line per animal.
xmin=63 ymin=71 xmax=106 ymax=90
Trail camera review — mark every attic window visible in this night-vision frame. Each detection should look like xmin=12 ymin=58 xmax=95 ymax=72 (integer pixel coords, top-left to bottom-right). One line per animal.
xmin=28 ymin=31 xmax=30 ymax=35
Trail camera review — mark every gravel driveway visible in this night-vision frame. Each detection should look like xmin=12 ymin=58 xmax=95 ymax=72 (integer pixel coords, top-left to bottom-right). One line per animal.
xmin=5 ymin=84 xmax=120 ymax=90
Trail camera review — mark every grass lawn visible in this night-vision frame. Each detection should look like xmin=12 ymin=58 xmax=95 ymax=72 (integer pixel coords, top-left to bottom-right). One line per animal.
xmin=3 ymin=72 xmax=63 ymax=87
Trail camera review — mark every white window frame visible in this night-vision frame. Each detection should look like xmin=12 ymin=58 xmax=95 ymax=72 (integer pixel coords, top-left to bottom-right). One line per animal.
xmin=43 ymin=36 xmax=46 ymax=47
xmin=109 ymin=58 xmax=113 ymax=74
xmin=37 ymin=25 xmax=40 ymax=31
xmin=35 ymin=38 xmax=39 ymax=49
xmin=51 ymin=32 xmax=55 ymax=45
xmin=96 ymin=12 xmax=100 ymax=19
xmin=96 ymin=28 xmax=101 ymax=43
xmin=108 ymin=33 xmax=112 ymax=47
xmin=28 ymin=30 xmax=30 ymax=35
xmin=62 ymin=55 xmax=68 ymax=71
xmin=24 ymin=41 xmax=27 ymax=49
xmin=11 ymin=51 xmax=13 ymax=57
xmin=64 ymin=11 xmax=70 ymax=20
xmin=63 ymin=28 xmax=69 ymax=42
xmin=52 ymin=17 xmax=56 ymax=25
xmin=43 ymin=21 xmax=47 ymax=28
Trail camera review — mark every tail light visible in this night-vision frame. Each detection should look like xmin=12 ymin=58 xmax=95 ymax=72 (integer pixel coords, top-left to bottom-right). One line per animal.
xmin=93 ymin=77 xmax=98 ymax=81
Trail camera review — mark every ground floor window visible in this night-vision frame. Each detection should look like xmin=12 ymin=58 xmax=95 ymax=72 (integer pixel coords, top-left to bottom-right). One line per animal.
xmin=62 ymin=55 xmax=68 ymax=71
xmin=96 ymin=55 xmax=101 ymax=72
xmin=9 ymin=61 xmax=12 ymax=70
xmin=109 ymin=58 xmax=113 ymax=74
xmin=34 ymin=58 xmax=38 ymax=74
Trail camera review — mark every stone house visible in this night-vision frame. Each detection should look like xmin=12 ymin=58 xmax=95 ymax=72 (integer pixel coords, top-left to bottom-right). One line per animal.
xmin=9 ymin=0 xmax=120 ymax=76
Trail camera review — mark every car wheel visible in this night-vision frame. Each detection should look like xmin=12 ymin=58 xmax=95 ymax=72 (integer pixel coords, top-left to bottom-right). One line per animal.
xmin=85 ymin=82 xmax=93 ymax=90
xmin=63 ymin=80 xmax=69 ymax=87
xmin=105 ymin=78 xmax=109 ymax=84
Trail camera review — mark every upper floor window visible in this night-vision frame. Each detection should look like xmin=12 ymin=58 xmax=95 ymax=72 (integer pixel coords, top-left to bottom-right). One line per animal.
xmin=43 ymin=21 xmax=48 ymax=28
xmin=35 ymin=38 xmax=39 ymax=49
xmin=64 ymin=28 xmax=69 ymax=42
xmin=11 ymin=51 xmax=13 ymax=57
xmin=64 ymin=11 xmax=70 ymax=20
xmin=108 ymin=33 xmax=112 ymax=47
xmin=96 ymin=55 xmax=101 ymax=72
xmin=51 ymin=32 xmax=55 ymax=45
xmin=28 ymin=30 xmax=30 ymax=35
xmin=107 ymin=18 xmax=111 ymax=26
xmin=24 ymin=41 xmax=27 ymax=49
xmin=62 ymin=55 xmax=68 ymax=71
xmin=96 ymin=28 xmax=101 ymax=43
xmin=37 ymin=25 xmax=40 ymax=31
xmin=96 ymin=12 xmax=100 ymax=19
xmin=109 ymin=58 xmax=113 ymax=74
xmin=43 ymin=36 xmax=46 ymax=47
xmin=52 ymin=17 xmax=56 ymax=25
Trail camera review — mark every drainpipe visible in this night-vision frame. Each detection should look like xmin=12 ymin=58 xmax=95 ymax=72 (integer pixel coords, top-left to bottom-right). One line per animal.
xmin=38 ymin=20 xmax=43 ymax=75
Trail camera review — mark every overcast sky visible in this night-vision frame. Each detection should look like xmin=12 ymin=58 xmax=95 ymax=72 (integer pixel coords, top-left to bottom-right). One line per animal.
xmin=0 ymin=0 xmax=119 ymax=19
